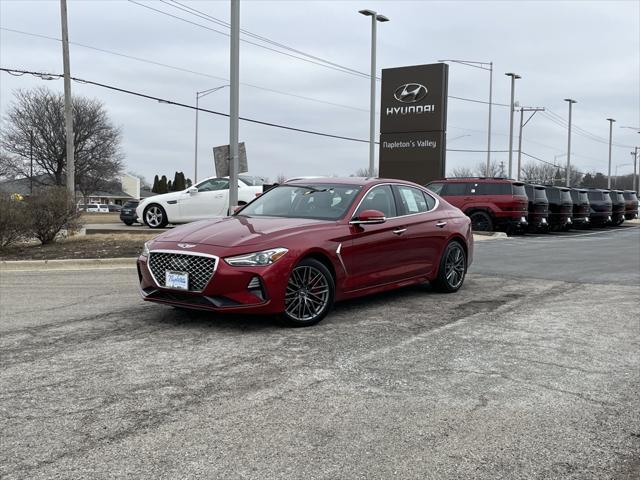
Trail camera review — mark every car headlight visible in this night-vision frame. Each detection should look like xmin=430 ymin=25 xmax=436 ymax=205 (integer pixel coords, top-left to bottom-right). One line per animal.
xmin=142 ymin=241 xmax=151 ymax=258
xmin=225 ymin=248 xmax=288 ymax=266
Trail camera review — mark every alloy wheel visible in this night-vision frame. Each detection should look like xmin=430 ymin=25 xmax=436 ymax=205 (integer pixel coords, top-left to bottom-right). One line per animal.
xmin=145 ymin=206 xmax=164 ymax=228
xmin=285 ymin=265 xmax=330 ymax=322
xmin=444 ymin=244 xmax=465 ymax=289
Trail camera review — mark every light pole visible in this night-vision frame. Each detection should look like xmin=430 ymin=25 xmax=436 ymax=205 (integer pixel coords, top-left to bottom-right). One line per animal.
xmin=194 ymin=85 xmax=228 ymax=183
xmin=229 ymin=0 xmax=240 ymax=214
xmin=438 ymin=60 xmax=493 ymax=175
xmin=359 ymin=9 xmax=389 ymax=177
xmin=633 ymin=147 xmax=639 ymax=193
xmin=505 ymin=73 xmax=521 ymax=179
xmin=564 ymin=99 xmax=576 ymax=187
xmin=606 ymin=118 xmax=616 ymax=189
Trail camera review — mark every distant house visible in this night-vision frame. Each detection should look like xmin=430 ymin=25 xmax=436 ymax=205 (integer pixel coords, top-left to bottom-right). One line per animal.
xmin=0 ymin=173 xmax=148 ymax=205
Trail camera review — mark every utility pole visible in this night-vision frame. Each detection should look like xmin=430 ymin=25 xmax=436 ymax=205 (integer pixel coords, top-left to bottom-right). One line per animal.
xmin=633 ymin=147 xmax=639 ymax=193
xmin=564 ymin=99 xmax=576 ymax=187
xmin=59 ymin=0 xmax=74 ymax=198
xmin=516 ymin=106 xmax=545 ymax=181
xmin=29 ymin=130 xmax=34 ymax=195
xmin=486 ymin=62 xmax=493 ymax=175
xmin=228 ymin=0 xmax=240 ymax=214
xmin=606 ymin=118 xmax=616 ymax=189
xmin=505 ymin=73 xmax=521 ymax=179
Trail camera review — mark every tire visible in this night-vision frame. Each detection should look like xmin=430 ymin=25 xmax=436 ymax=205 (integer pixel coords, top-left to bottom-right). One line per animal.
xmin=144 ymin=204 xmax=168 ymax=229
xmin=469 ymin=211 xmax=493 ymax=232
xmin=280 ymin=258 xmax=335 ymax=327
xmin=123 ymin=220 xmax=134 ymax=226
xmin=433 ymin=241 xmax=467 ymax=293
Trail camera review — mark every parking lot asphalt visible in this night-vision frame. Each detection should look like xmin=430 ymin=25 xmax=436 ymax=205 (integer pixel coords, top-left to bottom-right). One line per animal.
xmin=1 ymin=228 xmax=639 ymax=479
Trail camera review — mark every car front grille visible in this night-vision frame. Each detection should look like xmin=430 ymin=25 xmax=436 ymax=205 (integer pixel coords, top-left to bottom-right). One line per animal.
xmin=148 ymin=252 xmax=216 ymax=292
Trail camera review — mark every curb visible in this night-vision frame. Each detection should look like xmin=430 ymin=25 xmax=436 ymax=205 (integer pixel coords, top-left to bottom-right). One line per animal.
xmin=1 ymin=257 xmax=137 ymax=271
xmin=473 ymin=231 xmax=508 ymax=240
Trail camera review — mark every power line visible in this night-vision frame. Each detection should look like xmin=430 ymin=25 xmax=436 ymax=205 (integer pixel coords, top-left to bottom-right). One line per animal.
xmin=0 ymin=26 xmax=370 ymax=113
xmin=127 ymin=0 xmax=372 ymax=80
xmin=0 ymin=26 xmax=503 ymax=113
xmin=163 ymin=0 xmax=372 ymax=78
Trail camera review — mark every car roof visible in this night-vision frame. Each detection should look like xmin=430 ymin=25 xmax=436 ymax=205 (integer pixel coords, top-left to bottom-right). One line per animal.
xmin=284 ymin=177 xmax=424 ymax=188
xmin=430 ymin=177 xmax=518 ymax=184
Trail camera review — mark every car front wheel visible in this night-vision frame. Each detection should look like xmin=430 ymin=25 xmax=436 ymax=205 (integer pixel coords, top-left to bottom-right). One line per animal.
xmin=144 ymin=204 xmax=168 ymax=229
xmin=281 ymin=258 xmax=335 ymax=327
xmin=433 ymin=241 xmax=467 ymax=293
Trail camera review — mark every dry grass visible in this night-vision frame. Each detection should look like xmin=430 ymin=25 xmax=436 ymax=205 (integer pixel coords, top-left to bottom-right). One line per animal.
xmin=80 ymin=213 xmax=122 ymax=224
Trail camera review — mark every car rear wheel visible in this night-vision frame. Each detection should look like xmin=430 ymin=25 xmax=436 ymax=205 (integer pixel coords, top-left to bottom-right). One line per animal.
xmin=144 ymin=204 xmax=168 ymax=229
xmin=469 ymin=211 xmax=493 ymax=232
xmin=281 ymin=258 xmax=334 ymax=327
xmin=123 ymin=220 xmax=134 ymax=226
xmin=433 ymin=241 xmax=467 ymax=293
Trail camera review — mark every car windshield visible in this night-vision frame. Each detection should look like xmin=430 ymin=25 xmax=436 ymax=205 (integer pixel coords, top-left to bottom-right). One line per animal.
xmin=533 ymin=187 xmax=547 ymax=201
xmin=512 ymin=184 xmax=526 ymax=196
xmin=238 ymin=184 xmax=362 ymax=220
xmin=623 ymin=191 xmax=638 ymax=201
xmin=587 ymin=191 xmax=603 ymax=201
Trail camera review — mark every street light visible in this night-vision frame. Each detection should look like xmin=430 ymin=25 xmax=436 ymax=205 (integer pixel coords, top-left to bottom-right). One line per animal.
xmin=359 ymin=8 xmax=389 ymax=177
xmin=439 ymin=59 xmax=493 ymax=175
xmin=194 ymin=85 xmax=228 ymax=183
xmin=505 ymin=73 xmax=521 ymax=179
xmin=564 ymin=99 xmax=577 ymax=187
xmin=606 ymin=118 xmax=616 ymax=189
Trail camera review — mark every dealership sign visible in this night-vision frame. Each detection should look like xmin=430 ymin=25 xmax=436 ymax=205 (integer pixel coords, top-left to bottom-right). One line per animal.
xmin=379 ymin=63 xmax=449 ymax=185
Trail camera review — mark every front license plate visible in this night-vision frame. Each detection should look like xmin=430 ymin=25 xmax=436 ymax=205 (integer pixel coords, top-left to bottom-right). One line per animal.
xmin=165 ymin=270 xmax=189 ymax=290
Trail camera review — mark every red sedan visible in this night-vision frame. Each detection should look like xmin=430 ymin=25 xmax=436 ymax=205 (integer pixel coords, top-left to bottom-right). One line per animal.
xmin=137 ymin=177 xmax=473 ymax=327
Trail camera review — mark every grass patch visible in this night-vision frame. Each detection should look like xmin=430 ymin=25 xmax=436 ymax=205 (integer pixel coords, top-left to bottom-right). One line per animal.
xmin=0 ymin=232 xmax=158 ymax=261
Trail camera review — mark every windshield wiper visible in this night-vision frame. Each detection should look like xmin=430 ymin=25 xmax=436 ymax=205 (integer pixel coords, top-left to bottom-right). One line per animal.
xmin=297 ymin=185 xmax=330 ymax=195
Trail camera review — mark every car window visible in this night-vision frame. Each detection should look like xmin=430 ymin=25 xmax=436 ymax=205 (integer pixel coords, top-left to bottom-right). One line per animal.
xmin=587 ymin=191 xmax=602 ymax=201
xmin=602 ymin=192 xmax=612 ymax=203
xmin=473 ymin=183 xmax=511 ymax=195
xmin=560 ymin=191 xmax=572 ymax=203
xmin=623 ymin=192 xmax=638 ymax=201
xmin=197 ymin=178 xmax=229 ymax=192
xmin=512 ymin=184 xmax=526 ymax=196
xmin=546 ymin=188 xmax=559 ymax=202
xmin=355 ymin=185 xmax=397 ymax=218
xmin=426 ymin=182 xmax=444 ymax=195
xmin=443 ymin=183 xmax=470 ymax=196
xmin=424 ymin=191 xmax=436 ymax=210
xmin=394 ymin=185 xmax=430 ymax=215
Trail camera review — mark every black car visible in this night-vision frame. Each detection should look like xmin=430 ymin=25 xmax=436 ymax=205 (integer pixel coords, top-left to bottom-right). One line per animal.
xmin=524 ymin=184 xmax=549 ymax=232
xmin=586 ymin=189 xmax=612 ymax=227
xmin=609 ymin=190 xmax=626 ymax=225
xmin=545 ymin=186 xmax=573 ymax=231
xmin=120 ymin=200 xmax=140 ymax=225
xmin=569 ymin=188 xmax=590 ymax=228
xmin=623 ymin=190 xmax=639 ymax=220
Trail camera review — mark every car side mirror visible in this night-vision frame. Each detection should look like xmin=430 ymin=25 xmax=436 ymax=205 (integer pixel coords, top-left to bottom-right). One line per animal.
xmin=349 ymin=209 xmax=386 ymax=225
xmin=187 ymin=187 xmax=198 ymax=194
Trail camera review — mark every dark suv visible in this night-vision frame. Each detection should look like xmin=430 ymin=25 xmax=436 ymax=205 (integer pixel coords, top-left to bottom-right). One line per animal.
xmin=609 ymin=190 xmax=626 ymax=225
xmin=623 ymin=190 xmax=639 ymax=220
xmin=569 ymin=188 xmax=590 ymax=228
xmin=544 ymin=186 xmax=573 ymax=230
xmin=524 ymin=184 xmax=549 ymax=232
xmin=426 ymin=178 xmax=528 ymax=232
xmin=120 ymin=199 xmax=140 ymax=225
xmin=586 ymin=189 xmax=612 ymax=226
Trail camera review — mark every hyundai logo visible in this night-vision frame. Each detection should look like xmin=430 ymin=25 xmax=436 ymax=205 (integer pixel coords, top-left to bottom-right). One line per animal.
xmin=177 ymin=243 xmax=196 ymax=249
xmin=394 ymin=83 xmax=428 ymax=103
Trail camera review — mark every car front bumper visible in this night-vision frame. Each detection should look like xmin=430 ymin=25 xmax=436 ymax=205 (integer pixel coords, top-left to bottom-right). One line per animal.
xmin=137 ymin=252 xmax=293 ymax=314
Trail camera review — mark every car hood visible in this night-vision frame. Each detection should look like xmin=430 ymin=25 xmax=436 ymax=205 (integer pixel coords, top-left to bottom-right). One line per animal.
xmin=140 ymin=191 xmax=183 ymax=206
xmin=152 ymin=215 xmax=336 ymax=248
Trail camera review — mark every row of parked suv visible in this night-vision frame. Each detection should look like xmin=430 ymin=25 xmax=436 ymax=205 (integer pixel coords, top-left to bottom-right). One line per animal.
xmin=426 ymin=177 xmax=639 ymax=233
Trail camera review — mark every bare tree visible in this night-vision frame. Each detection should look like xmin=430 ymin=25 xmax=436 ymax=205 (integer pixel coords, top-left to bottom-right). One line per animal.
xmin=520 ymin=161 xmax=556 ymax=184
xmin=477 ymin=160 xmax=502 ymax=177
xmin=276 ymin=173 xmax=287 ymax=184
xmin=450 ymin=167 xmax=474 ymax=177
xmin=0 ymin=87 xmax=123 ymax=192
xmin=352 ymin=167 xmax=378 ymax=177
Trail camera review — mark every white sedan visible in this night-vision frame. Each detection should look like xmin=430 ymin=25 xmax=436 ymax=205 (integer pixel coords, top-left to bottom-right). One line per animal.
xmin=136 ymin=176 xmax=264 ymax=228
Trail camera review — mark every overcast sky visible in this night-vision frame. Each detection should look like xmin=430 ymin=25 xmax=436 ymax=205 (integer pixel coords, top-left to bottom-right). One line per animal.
xmin=1 ymin=0 xmax=638 ymax=185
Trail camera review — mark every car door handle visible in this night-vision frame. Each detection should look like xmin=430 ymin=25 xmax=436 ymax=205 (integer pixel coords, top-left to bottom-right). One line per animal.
xmin=436 ymin=221 xmax=447 ymax=228
xmin=214 ymin=194 xmax=223 ymax=198
xmin=392 ymin=228 xmax=407 ymax=235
